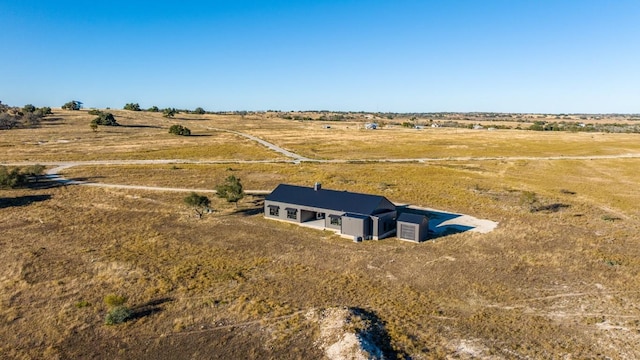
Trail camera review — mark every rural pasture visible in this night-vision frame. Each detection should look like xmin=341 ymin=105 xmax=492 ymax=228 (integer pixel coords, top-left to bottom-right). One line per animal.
xmin=1 ymin=109 xmax=640 ymax=358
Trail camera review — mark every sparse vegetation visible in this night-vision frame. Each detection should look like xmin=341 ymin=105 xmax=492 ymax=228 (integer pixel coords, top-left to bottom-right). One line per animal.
xmin=104 ymin=294 xmax=128 ymax=307
xmin=193 ymin=107 xmax=206 ymax=114
xmin=601 ymin=214 xmax=622 ymax=222
xmin=2 ymin=108 xmax=640 ymax=358
xmin=75 ymin=300 xmax=91 ymax=308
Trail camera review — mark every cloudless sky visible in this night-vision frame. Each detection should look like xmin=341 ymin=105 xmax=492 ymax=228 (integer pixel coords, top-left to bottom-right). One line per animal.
xmin=1 ymin=0 xmax=639 ymax=113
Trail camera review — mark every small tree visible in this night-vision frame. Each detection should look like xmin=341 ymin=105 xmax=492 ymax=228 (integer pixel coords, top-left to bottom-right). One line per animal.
xmin=193 ymin=107 xmax=205 ymax=115
xmin=22 ymin=104 xmax=36 ymax=113
xmin=22 ymin=112 xmax=41 ymax=128
xmin=184 ymin=192 xmax=211 ymax=219
xmin=168 ymin=124 xmax=191 ymax=136
xmin=62 ymin=100 xmax=82 ymax=110
xmin=148 ymin=106 xmax=159 ymax=112
xmin=91 ymin=112 xmax=119 ymax=126
xmin=0 ymin=165 xmax=46 ymax=187
xmin=0 ymin=166 xmax=26 ymax=188
xmin=123 ymin=103 xmax=141 ymax=111
xmin=0 ymin=113 xmax=18 ymax=130
xmin=216 ymin=175 xmax=244 ymax=207
xmin=163 ymin=108 xmax=177 ymax=118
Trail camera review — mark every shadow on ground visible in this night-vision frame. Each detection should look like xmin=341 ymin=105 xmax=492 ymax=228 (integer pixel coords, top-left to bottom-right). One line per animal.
xmin=233 ymin=195 xmax=265 ymax=216
xmin=396 ymin=205 xmax=474 ymax=240
xmin=349 ymin=307 xmax=409 ymax=359
xmin=26 ymin=176 xmax=104 ymax=189
xmin=0 ymin=194 xmax=52 ymax=208
xmin=120 ymin=124 xmax=162 ymax=129
xmin=129 ymin=297 xmax=173 ymax=321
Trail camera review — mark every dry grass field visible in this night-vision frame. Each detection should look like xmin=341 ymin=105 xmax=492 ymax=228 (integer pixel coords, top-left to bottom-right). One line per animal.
xmin=2 ymin=109 xmax=640 ymax=359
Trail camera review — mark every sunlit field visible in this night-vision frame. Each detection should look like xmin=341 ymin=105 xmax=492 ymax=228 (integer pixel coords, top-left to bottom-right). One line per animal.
xmin=1 ymin=109 xmax=640 ymax=358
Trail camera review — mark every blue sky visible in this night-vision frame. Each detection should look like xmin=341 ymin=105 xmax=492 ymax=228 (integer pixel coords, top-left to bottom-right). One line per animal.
xmin=1 ymin=1 xmax=639 ymax=113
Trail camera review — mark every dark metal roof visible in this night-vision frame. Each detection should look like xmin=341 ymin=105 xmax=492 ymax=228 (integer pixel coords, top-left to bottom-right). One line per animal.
xmin=397 ymin=212 xmax=428 ymax=224
xmin=266 ymin=184 xmax=394 ymax=215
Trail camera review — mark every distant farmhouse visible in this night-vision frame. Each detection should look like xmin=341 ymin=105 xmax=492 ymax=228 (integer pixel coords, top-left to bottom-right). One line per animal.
xmin=264 ymin=183 xmax=429 ymax=242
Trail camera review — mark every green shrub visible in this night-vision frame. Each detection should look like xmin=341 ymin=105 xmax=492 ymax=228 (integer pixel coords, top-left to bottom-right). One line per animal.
xmin=169 ymin=124 xmax=191 ymax=136
xmin=104 ymin=294 xmax=127 ymax=307
xmin=105 ymin=306 xmax=132 ymax=325
xmin=75 ymin=300 xmax=91 ymax=308
xmin=0 ymin=166 xmax=27 ymax=188
xmin=91 ymin=112 xmax=119 ymax=126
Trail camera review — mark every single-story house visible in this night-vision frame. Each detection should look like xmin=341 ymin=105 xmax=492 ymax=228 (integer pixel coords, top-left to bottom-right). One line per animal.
xmin=396 ymin=213 xmax=430 ymax=242
xmin=264 ymin=183 xmax=397 ymax=241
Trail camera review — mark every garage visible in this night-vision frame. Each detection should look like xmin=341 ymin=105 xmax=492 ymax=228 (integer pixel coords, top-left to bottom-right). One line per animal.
xmin=396 ymin=213 xmax=429 ymax=242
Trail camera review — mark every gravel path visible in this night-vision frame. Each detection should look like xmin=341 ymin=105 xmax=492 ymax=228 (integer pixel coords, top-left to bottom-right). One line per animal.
xmin=208 ymin=128 xmax=311 ymax=162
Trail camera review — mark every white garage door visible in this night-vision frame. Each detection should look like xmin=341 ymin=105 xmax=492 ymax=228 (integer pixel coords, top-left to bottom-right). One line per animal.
xmin=400 ymin=224 xmax=415 ymax=240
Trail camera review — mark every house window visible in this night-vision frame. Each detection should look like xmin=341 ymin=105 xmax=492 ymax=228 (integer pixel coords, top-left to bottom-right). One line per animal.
xmin=286 ymin=208 xmax=297 ymax=219
xmin=330 ymin=216 xmax=342 ymax=226
xmin=269 ymin=206 xmax=279 ymax=216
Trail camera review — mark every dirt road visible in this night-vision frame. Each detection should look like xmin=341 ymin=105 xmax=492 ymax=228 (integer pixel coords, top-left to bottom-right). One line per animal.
xmin=5 ymin=129 xmax=640 ymax=235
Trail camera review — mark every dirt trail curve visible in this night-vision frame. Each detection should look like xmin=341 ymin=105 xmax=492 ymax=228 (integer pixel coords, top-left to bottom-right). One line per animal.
xmin=3 ymin=129 xmax=640 ymax=226
xmin=208 ymin=127 xmax=311 ymax=162
xmin=3 ymin=127 xmax=640 ymax=190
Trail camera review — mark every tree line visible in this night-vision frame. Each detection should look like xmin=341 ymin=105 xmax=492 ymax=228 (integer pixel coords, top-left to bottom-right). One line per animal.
xmin=123 ymin=102 xmax=206 ymax=115
xmin=0 ymin=101 xmax=52 ymax=130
